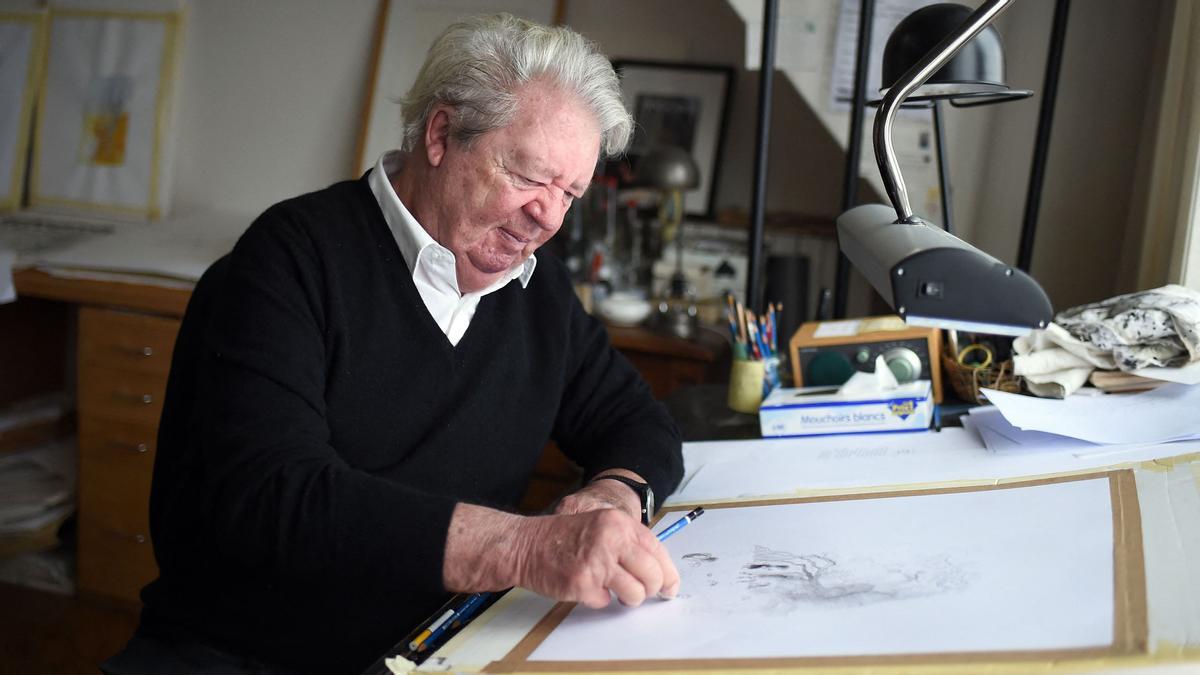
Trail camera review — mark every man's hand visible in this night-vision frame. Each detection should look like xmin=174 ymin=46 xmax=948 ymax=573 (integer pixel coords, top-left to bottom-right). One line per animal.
xmin=554 ymin=474 xmax=641 ymax=521
xmin=443 ymin=504 xmax=680 ymax=608
xmin=513 ymin=508 xmax=680 ymax=608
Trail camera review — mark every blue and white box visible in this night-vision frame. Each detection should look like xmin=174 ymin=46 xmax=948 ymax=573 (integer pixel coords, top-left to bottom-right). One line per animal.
xmin=759 ymin=380 xmax=933 ymax=438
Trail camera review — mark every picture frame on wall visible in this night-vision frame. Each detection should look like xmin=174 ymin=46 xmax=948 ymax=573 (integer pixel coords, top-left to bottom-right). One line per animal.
xmin=0 ymin=11 xmax=45 ymax=211
xmin=611 ymin=59 xmax=734 ymax=220
xmin=30 ymin=9 xmax=182 ymax=219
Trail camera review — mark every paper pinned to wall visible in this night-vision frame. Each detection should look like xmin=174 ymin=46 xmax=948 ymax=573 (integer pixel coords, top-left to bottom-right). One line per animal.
xmin=0 ymin=11 xmax=44 ymax=210
xmin=524 ymin=475 xmax=1135 ymax=665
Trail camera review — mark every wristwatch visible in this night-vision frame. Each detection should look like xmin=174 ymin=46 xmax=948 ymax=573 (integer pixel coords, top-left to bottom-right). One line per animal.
xmin=591 ymin=475 xmax=654 ymax=525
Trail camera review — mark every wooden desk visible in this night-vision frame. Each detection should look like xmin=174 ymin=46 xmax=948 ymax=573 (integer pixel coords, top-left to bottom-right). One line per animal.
xmin=7 ymin=270 xmax=189 ymax=605
xmin=5 ymin=270 xmax=729 ymax=602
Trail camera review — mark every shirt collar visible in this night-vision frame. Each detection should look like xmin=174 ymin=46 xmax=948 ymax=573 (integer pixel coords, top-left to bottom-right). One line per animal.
xmin=368 ymin=150 xmax=537 ymax=291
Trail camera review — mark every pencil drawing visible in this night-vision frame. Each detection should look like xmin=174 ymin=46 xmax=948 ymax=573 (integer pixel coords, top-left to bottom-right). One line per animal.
xmin=737 ymin=545 xmax=972 ymax=611
xmin=681 ymin=552 xmax=718 ymax=567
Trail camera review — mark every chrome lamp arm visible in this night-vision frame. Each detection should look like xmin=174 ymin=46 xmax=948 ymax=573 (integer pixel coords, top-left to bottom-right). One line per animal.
xmin=875 ymin=0 xmax=1014 ymax=223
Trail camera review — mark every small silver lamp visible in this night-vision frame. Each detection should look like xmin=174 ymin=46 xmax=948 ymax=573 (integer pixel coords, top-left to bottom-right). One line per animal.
xmin=635 ymin=146 xmax=701 ymax=337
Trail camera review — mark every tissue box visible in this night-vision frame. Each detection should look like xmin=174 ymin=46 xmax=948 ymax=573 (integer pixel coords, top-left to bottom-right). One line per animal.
xmin=759 ymin=380 xmax=933 ymax=438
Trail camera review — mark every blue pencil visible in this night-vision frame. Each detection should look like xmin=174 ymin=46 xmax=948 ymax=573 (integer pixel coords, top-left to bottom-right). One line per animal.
xmin=655 ymin=506 xmax=705 ymax=542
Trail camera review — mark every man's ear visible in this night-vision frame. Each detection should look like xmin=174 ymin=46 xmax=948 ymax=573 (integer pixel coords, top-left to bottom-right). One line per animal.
xmin=424 ymin=106 xmax=453 ymax=167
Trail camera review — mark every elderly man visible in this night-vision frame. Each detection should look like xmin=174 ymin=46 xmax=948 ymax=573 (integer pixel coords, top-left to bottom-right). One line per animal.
xmin=104 ymin=13 xmax=683 ymax=675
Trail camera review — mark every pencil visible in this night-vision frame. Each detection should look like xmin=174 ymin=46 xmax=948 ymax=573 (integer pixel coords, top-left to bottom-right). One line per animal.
xmin=656 ymin=507 xmax=705 ymax=542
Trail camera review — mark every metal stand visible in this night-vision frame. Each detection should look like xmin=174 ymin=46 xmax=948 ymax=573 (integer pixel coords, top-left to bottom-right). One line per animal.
xmin=745 ymin=0 xmax=780 ymax=315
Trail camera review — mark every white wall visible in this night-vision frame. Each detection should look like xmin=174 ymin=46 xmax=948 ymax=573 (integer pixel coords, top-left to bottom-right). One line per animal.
xmin=104 ymin=0 xmax=1170 ymax=314
xmin=961 ymin=0 xmax=1167 ymax=310
xmin=166 ymin=0 xmax=846 ymax=223
xmin=170 ymin=0 xmax=377 ymax=217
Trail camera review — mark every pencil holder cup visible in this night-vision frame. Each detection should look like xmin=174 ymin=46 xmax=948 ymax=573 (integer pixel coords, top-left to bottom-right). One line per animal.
xmin=727 ymin=358 xmax=766 ymax=414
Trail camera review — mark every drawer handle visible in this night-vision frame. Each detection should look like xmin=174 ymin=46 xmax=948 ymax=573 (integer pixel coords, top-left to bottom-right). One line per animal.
xmin=115 ymin=392 xmax=154 ymax=405
xmin=113 ymin=345 xmax=155 ymax=357
xmin=100 ymin=527 xmax=148 ymax=544
xmin=108 ymin=439 xmax=149 ymax=454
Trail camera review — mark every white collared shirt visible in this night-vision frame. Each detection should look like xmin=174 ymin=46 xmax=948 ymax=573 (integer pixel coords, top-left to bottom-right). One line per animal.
xmin=368 ymin=151 xmax=536 ymax=346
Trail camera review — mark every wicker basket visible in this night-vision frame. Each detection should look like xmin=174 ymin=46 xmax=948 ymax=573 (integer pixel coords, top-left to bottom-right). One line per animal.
xmin=941 ymin=353 xmax=1022 ymax=403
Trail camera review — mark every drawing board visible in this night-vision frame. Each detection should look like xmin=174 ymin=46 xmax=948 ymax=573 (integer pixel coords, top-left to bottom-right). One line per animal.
xmin=496 ymin=472 xmax=1145 ymax=670
xmin=30 ymin=9 xmax=181 ymax=218
xmin=0 ymin=11 xmax=44 ymax=210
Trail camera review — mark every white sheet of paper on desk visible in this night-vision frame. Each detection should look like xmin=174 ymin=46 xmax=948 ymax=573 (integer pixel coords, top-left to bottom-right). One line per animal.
xmin=0 ymin=248 xmax=14 ymax=303
xmin=668 ymin=431 xmax=1200 ymax=505
xmin=21 ymin=210 xmax=246 ymax=282
xmin=982 ymin=384 xmax=1200 ymax=445
xmin=962 ymin=406 xmax=1097 ymax=453
xmin=531 ymin=477 xmax=1116 ymax=662
xmin=1132 ymin=361 xmax=1200 ymax=386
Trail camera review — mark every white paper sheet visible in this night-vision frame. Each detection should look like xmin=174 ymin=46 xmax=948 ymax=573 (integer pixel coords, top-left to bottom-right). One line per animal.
xmin=982 ymin=384 xmax=1200 ymax=445
xmin=667 ymin=430 xmax=1200 ymax=505
xmin=0 ymin=248 xmax=14 ymax=303
xmin=531 ymin=477 xmax=1117 ymax=661
xmin=1133 ymin=361 xmax=1200 ymax=385
xmin=962 ymin=405 xmax=1097 ymax=453
xmin=20 ymin=209 xmax=245 ymax=281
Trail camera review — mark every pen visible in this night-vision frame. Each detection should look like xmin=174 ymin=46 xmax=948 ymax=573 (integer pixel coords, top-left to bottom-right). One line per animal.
xmin=413 ymin=592 xmax=490 ymax=652
xmin=407 ymin=607 xmax=455 ymax=651
xmin=655 ymin=506 xmax=705 ymax=542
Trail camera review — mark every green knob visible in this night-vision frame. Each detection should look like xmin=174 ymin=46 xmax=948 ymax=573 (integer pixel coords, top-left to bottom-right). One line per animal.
xmin=883 ymin=348 xmax=922 ymax=383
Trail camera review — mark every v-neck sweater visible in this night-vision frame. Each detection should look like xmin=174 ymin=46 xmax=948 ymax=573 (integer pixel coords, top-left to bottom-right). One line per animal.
xmin=139 ymin=175 xmax=683 ymax=674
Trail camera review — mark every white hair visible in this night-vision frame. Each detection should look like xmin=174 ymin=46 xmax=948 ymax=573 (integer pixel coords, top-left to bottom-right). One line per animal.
xmin=399 ymin=13 xmax=632 ymax=158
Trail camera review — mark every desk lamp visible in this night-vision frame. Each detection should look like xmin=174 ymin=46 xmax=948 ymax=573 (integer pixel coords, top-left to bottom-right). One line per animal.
xmin=874 ymin=2 xmax=1032 ymax=234
xmin=635 ymin=146 xmax=701 ymax=337
xmin=837 ymin=0 xmax=1053 ymax=337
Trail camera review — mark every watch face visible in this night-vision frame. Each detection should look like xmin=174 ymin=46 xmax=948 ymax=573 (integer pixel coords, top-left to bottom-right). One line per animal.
xmin=645 ymin=486 xmax=654 ymax=522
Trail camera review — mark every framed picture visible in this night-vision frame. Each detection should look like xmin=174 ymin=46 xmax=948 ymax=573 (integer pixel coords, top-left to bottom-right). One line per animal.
xmin=30 ymin=9 xmax=183 ymax=219
xmin=612 ymin=59 xmax=734 ymax=219
xmin=0 ymin=11 xmax=46 ymax=211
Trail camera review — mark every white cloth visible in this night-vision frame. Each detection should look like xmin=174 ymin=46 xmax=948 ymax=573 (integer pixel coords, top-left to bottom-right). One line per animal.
xmin=368 ymin=151 xmax=535 ymax=346
xmin=1014 ymin=285 xmax=1200 ymax=398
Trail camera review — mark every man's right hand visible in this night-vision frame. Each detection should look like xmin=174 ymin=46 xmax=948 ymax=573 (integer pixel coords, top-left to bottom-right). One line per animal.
xmin=443 ymin=504 xmax=680 ymax=608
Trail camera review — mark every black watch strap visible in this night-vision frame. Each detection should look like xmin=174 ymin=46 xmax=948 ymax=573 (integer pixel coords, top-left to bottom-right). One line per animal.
xmin=590 ymin=475 xmax=652 ymax=525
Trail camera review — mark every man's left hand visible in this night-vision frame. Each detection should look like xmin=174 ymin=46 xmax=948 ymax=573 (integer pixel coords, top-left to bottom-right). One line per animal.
xmin=555 ymin=472 xmax=642 ymax=521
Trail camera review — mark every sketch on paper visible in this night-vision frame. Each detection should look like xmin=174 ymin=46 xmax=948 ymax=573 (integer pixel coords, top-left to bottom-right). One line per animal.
xmin=735 ymin=545 xmax=972 ymax=609
xmin=528 ymin=476 xmax=1121 ymax=663
xmin=671 ymin=544 xmax=973 ymax=616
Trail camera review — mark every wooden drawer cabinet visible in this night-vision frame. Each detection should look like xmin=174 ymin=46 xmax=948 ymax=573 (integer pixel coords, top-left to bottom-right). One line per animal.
xmin=78 ymin=307 xmax=178 ymax=376
xmin=76 ymin=516 xmax=158 ymax=604
xmin=76 ymin=364 xmax=168 ymax=426
xmin=78 ymin=416 xmax=156 ymax=532
xmin=76 ymin=307 xmax=180 ymax=604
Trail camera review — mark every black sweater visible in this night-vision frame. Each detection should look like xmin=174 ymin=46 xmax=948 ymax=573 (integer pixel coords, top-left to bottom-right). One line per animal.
xmin=140 ymin=175 xmax=683 ymax=674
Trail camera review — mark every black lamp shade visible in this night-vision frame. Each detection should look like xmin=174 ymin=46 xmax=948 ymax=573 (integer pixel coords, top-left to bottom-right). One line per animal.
xmin=881 ymin=3 xmax=1010 ymax=100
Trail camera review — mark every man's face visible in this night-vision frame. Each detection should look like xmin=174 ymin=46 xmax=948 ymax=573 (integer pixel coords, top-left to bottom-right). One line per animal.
xmin=424 ymin=82 xmax=601 ymax=293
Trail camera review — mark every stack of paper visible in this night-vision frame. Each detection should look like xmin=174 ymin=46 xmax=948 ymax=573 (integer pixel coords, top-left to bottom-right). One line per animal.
xmin=961 ymin=406 xmax=1097 ymax=454
xmin=0 ymin=441 xmax=75 ymax=559
xmin=976 ymin=383 xmax=1200 ymax=449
